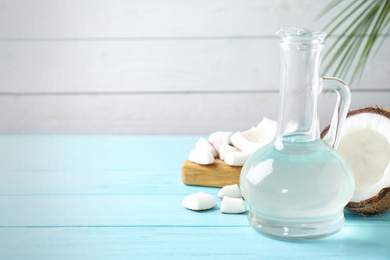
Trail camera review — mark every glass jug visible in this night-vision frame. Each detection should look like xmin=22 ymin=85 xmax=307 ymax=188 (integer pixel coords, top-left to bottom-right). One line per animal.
xmin=240 ymin=26 xmax=355 ymax=240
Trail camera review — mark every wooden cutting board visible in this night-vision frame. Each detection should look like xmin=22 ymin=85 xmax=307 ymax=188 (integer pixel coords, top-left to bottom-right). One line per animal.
xmin=181 ymin=159 xmax=242 ymax=187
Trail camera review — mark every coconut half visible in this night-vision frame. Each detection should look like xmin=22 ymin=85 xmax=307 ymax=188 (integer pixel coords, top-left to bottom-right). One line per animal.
xmin=321 ymin=106 xmax=390 ymax=215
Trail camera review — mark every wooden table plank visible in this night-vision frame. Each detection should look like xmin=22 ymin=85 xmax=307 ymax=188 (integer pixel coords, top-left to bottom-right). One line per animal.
xmin=0 ymin=194 xmax=246 ymax=227
xmin=0 ymin=194 xmax=387 ymax=227
xmin=0 ymin=135 xmax=198 ymax=171
xmin=0 ymin=170 xmax=210 ymax=195
xmin=0 ymin=226 xmax=389 ymax=260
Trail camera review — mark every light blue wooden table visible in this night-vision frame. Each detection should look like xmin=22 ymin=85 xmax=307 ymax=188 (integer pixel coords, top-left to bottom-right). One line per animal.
xmin=0 ymin=135 xmax=389 ymax=259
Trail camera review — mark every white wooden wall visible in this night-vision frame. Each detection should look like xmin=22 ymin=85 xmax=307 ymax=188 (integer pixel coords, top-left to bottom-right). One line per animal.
xmin=0 ymin=0 xmax=389 ymax=134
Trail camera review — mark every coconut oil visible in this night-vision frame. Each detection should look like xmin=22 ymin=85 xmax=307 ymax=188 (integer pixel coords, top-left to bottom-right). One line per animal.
xmin=240 ymin=26 xmax=355 ymax=240
xmin=240 ymin=135 xmax=354 ymax=239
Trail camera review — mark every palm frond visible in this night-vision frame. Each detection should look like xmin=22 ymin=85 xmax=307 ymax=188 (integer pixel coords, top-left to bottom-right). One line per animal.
xmin=323 ymin=0 xmax=366 ymax=34
xmin=353 ymin=1 xmax=389 ymax=80
xmin=373 ymin=12 xmax=390 ymax=56
xmin=318 ymin=0 xmax=390 ymax=86
xmin=322 ymin=2 xmax=376 ymax=73
xmin=335 ymin=3 xmax=379 ymax=79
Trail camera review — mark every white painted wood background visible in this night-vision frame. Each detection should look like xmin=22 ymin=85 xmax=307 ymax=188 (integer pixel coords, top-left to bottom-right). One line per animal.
xmin=0 ymin=0 xmax=389 ymax=134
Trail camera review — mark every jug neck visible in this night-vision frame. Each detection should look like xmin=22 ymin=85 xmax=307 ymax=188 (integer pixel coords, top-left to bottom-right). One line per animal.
xmin=275 ymin=27 xmax=325 ymax=143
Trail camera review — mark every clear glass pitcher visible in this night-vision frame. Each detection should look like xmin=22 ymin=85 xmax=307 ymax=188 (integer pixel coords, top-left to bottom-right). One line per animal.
xmin=240 ymin=26 xmax=355 ymax=240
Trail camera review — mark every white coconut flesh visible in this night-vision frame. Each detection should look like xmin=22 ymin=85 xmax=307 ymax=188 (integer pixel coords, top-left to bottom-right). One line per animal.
xmin=230 ymin=117 xmax=277 ymax=151
xmin=336 ymin=113 xmax=390 ymax=202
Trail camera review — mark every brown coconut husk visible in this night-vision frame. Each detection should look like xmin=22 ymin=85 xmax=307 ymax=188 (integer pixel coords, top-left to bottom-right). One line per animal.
xmin=321 ymin=105 xmax=390 ymax=216
xmin=346 ymin=187 xmax=390 ymax=216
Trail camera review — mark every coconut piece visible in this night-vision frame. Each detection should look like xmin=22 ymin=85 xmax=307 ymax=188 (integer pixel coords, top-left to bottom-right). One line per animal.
xmin=213 ymin=141 xmax=222 ymax=155
xmin=209 ymin=131 xmax=233 ymax=145
xmin=195 ymin=138 xmax=218 ymax=157
xmin=220 ymin=196 xmax=246 ymax=214
xmin=217 ymin=184 xmax=243 ymax=199
xmin=224 ymin=150 xmax=255 ymax=166
xmin=321 ymin=106 xmax=390 ymax=215
xmin=182 ymin=192 xmax=217 ymax=211
xmin=219 ymin=143 xmax=237 ymax=160
xmin=189 ymin=149 xmax=214 ymax=165
xmin=230 ymin=117 xmax=276 ymax=151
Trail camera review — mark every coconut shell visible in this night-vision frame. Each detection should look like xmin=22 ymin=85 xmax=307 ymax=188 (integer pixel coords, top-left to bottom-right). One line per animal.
xmin=321 ymin=105 xmax=390 ymax=139
xmin=321 ymin=105 xmax=390 ymax=215
xmin=346 ymin=187 xmax=390 ymax=216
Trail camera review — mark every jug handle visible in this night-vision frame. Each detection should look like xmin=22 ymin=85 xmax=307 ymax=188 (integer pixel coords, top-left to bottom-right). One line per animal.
xmin=321 ymin=77 xmax=351 ymax=150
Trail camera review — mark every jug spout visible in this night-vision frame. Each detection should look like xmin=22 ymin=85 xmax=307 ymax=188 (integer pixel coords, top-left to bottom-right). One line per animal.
xmin=275 ymin=26 xmax=326 ymax=142
xmin=275 ymin=26 xmax=351 ymax=149
xmin=276 ymin=26 xmax=326 ymax=48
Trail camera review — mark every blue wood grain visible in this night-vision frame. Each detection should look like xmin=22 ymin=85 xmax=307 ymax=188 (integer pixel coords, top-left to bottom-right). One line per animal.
xmin=0 ymin=226 xmax=389 ymax=260
xmin=0 ymin=194 xmax=246 ymax=227
xmin=0 ymin=135 xmax=201 ymax=171
xmin=0 ymin=194 xmax=387 ymax=227
xmin=0 ymin=170 xmax=212 ymax=195
xmin=0 ymin=135 xmax=389 ymax=259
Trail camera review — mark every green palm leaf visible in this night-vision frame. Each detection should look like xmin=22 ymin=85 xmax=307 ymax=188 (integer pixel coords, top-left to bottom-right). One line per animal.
xmin=318 ymin=0 xmax=390 ymax=86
